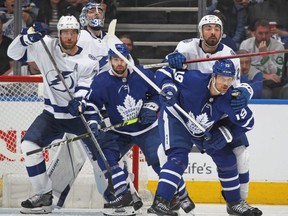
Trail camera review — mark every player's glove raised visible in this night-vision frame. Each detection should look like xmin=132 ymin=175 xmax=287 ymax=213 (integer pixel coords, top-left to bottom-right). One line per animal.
xmin=67 ymin=97 xmax=86 ymax=116
xmin=88 ymin=120 xmax=105 ymax=139
xmin=203 ymin=126 xmax=233 ymax=150
xmin=159 ymin=83 xmax=178 ymax=106
xmin=22 ymin=22 xmax=46 ymax=45
xmin=231 ymin=83 xmax=253 ymax=112
xmin=139 ymin=102 xmax=159 ymax=124
xmin=167 ymin=52 xmax=186 ymax=70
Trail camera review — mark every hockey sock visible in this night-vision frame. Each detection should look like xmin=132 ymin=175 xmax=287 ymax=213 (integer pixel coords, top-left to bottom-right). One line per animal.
xmin=98 ymin=149 xmax=128 ymax=200
xmin=156 ymin=148 xmax=189 ymax=201
xmin=178 ymin=178 xmax=188 ymax=201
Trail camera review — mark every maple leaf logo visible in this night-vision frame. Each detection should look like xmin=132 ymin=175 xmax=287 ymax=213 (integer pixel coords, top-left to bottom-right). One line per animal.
xmin=117 ymin=95 xmax=143 ymax=120
xmin=186 ymin=112 xmax=214 ymax=135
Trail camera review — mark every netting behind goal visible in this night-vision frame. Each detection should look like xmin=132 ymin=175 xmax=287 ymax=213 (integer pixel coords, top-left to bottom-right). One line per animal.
xmin=0 ymin=76 xmax=153 ymax=208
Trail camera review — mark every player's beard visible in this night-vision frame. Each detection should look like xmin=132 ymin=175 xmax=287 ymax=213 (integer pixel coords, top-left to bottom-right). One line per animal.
xmin=112 ymin=64 xmax=127 ymax=76
xmin=204 ymin=35 xmax=220 ymax=47
xmin=60 ymin=39 xmax=77 ymax=51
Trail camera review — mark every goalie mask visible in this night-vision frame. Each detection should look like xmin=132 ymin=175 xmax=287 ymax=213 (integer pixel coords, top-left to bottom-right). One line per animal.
xmin=198 ymin=15 xmax=223 ymax=47
xmin=79 ymin=2 xmax=105 ymax=30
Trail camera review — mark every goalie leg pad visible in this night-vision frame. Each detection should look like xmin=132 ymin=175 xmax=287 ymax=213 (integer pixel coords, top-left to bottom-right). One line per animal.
xmin=48 ymin=134 xmax=87 ymax=207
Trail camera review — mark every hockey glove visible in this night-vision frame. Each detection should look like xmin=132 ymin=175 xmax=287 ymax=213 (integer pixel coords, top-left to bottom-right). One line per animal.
xmin=231 ymin=85 xmax=252 ymax=112
xmin=159 ymin=83 xmax=178 ymax=106
xmin=203 ymin=126 xmax=233 ymax=150
xmin=89 ymin=120 xmax=105 ymax=140
xmin=67 ymin=97 xmax=86 ymax=116
xmin=167 ymin=52 xmax=186 ymax=70
xmin=139 ymin=102 xmax=159 ymax=124
xmin=22 ymin=22 xmax=46 ymax=45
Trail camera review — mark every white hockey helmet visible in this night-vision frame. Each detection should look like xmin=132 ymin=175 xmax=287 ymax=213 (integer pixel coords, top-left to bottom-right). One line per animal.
xmin=198 ymin=15 xmax=223 ymax=33
xmin=79 ymin=2 xmax=105 ymax=29
xmin=57 ymin=15 xmax=80 ymax=33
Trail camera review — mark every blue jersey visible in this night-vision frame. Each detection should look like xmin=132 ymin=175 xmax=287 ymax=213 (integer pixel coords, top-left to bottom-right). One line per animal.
xmin=156 ymin=67 xmax=254 ymax=140
xmin=85 ymin=66 xmax=160 ymax=135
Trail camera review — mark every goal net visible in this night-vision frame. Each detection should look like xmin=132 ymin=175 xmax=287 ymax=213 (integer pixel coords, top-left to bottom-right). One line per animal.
xmin=0 ymin=76 xmax=153 ymax=208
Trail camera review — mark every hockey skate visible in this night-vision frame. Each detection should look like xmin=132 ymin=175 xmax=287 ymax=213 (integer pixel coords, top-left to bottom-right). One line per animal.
xmin=241 ymin=200 xmax=263 ymax=216
xmin=20 ymin=191 xmax=53 ymax=214
xmin=102 ymin=191 xmax=136 ymax=216
xmin=104 ymin=190 xmax=134 ymax=208
xmin=131 ymin=191 xmax=143 ymax=211
xmin=147 ymin=196 xmax=178 ymax=216
xmin=227 ymin=200 xmax=255 ymax=216
xmin=170 ymin=193 xmax=180 ymax=211
xmin=180 ymin=196 xmax=195 ymax=214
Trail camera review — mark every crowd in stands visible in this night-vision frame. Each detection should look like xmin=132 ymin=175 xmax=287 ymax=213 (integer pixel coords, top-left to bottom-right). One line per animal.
xmin=1 ymin=0 xmax=288 ymax=99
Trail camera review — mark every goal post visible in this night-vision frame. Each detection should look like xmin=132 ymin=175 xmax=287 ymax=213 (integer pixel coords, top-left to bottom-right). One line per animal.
xmin=0 ymin=75 xmax=152 ymax=208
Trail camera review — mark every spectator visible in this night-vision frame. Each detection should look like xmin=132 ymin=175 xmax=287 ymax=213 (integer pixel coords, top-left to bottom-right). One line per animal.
xmin=36 ymin=0 xmax=65 ymax=38
xmin=240 ymin=18 xmax=288 ymax=98
xmin=207 ymin=0 xmax=247 ymax=49
xmin=0 ymin=16 xmax=13 ymax=75
xmin=119 ymin=33 xmax=140 ymax=65
xmin=237 ymin=49 xmax=263 ymax=98
xmin=58 ymin=0 xmax=84 ymax=19
xmin=0 ymin=0 xmax=36 ymax=39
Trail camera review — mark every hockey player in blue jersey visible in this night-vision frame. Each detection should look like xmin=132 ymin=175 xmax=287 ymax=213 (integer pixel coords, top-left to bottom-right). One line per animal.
xmin=68 ymin=43 xmax=160 ymax=209
xmin=67 ymin=44 xmax=194 ymax=213
xmin=148 ymin=59 xmax=259 ymax=216
xmin=7 ymin=15 xmax=102 ymax=214
xmin=165 ymin=14 xmax=262 ymax=216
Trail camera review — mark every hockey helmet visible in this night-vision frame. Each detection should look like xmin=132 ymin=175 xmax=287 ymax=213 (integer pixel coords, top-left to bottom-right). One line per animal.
xmin=79 ymin=2 xmax=105 ymax=29
xmin=57 ymin=15 xmax=80 ymax=32
xmin=198 ymin=15 xmax=223 ymax=33
xmin=212 ymin=59 xmax=236 ymax=77
xmin=108 ymin=44 xmax=130 ymax=58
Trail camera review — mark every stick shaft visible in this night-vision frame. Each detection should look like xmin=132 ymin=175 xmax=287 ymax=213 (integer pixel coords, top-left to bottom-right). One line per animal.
xmin=40 ymin=39 xmax=115 ymax=194
xmin=107 ymin=21 xmax=206 ymax=133
xmin=143 ymin=49 xmax=288 ymax=69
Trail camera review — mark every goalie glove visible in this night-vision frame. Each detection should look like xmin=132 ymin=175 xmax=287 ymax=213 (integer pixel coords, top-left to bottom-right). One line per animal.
xmin=139 ymin=102 xmax=159 ymax=124
xmin=67 ymin=97 xmax=87 ymax=116
xmin=21 ymin=22 xmax=46 ymax=46
xmin=203 ymin=126 xmax=233 ymax=151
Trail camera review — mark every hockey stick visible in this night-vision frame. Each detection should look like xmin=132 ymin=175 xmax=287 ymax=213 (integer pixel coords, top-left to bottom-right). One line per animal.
xmin=107 ymin=20 xmax=210 ymax=139
xmin=40 ymin=39 xmax=115 ymax=195
xmin=143 ymin=49 xmax=288 ymax=69
xmin=0 ymin=118 xmax=139 ymax=161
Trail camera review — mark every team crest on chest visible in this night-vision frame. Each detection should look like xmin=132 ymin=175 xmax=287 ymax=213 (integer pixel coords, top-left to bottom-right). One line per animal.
xmin=186 ymin=112 xmax=214 ymax=136
xmin=116 ymin=95 xmax=143 ymax=120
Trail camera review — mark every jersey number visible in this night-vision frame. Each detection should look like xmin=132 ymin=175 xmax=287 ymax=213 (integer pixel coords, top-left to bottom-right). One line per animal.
xmin=174 ymin=71 xmax=185 ymax=83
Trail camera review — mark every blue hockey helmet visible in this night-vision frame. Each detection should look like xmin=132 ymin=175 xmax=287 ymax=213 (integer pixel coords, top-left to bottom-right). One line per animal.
xmin=212 ymin=59 xmax=236 ymax=77
xmin=108 ymin=44 xmax=130 ymax=58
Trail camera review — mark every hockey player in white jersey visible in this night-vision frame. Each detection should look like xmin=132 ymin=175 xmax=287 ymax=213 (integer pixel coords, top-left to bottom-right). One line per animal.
xmin=47 ymin=2 xmax=142 ymax=210
xmin=165 ymin=14 xmax=262 ymax=216
xmin=7 ymin=15 xmax=101 ymax=214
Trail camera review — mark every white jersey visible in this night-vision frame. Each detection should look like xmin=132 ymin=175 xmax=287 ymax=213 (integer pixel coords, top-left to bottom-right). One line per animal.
xmin=7 ymin=35 xmax=99 ymax=119
xmin=174 ymin=38 xmax=241 ymax=86
xmin=240 ymin=37 xmax=284 ymax=76
xmin=77 ymin=30 xmax=110 ymax=74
